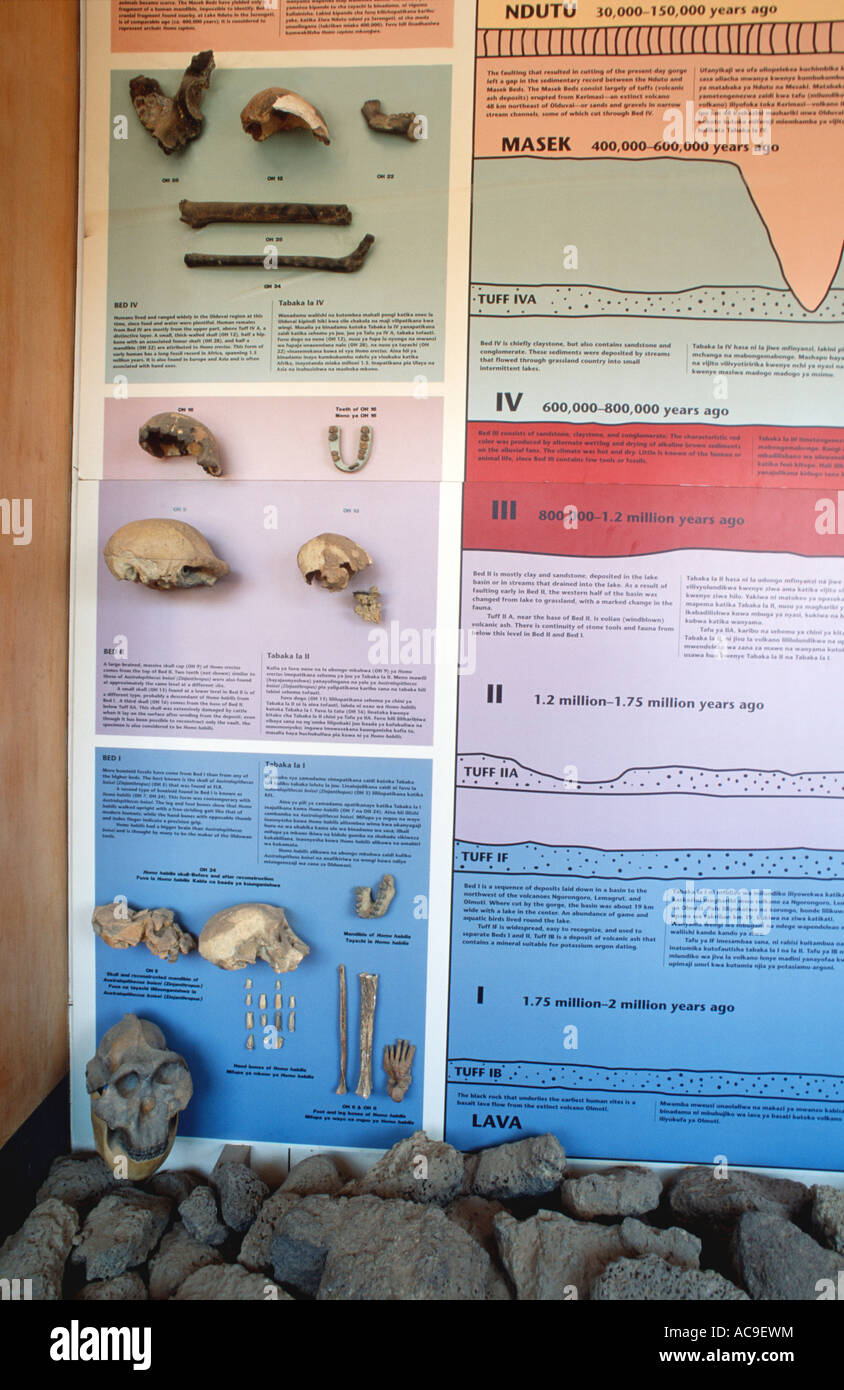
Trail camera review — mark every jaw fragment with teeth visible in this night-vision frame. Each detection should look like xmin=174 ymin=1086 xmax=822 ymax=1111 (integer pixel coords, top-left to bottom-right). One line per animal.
xmin=129 ymin=50 xmax=215 ymax=155
xmin=103 ymin=518 xmax=230 ymax=589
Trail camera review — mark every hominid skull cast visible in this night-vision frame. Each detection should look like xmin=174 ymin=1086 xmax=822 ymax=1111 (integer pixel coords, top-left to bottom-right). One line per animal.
xmin=86 ymin=1014 xmax=193 ymax=1180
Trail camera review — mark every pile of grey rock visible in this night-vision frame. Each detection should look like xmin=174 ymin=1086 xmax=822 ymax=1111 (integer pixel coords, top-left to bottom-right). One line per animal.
xmin=1 ymin=1132 xmax=842 ymax=1300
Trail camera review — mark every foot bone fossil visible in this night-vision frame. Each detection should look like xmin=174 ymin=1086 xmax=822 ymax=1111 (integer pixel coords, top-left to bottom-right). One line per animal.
xmin=179 ymin=200 xmax=352 ymax=229
xmin=383 ymin=1039 xmax=416 ymax=1102
xmin=184 ymin=235 xmax=374 ymax=273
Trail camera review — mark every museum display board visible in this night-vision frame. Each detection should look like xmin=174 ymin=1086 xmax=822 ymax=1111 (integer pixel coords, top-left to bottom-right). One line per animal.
xmin=70 ymin=0 xmax=844 ymax=1178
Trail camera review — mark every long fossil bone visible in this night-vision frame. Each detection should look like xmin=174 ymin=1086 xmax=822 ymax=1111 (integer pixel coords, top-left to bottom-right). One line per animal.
xmin=336 ymin=965 xmax=348 ymax=1095
xmin=179 ymin=200 xmax=352 ymax=229
xmin=184 ymin=235 xmax=374 ymax=273
xmin=355 ymin=973 xmax=379 ymax=1099
xmin=328 ymin=424 xmax=372 ymax=473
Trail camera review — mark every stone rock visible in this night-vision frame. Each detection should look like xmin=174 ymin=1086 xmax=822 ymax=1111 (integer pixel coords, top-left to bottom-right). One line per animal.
xmin=212 ymin=1162 xmax=269 ymax=1233
xmin=318 ymin=1199 xmax=493 ymax=1300
xmin=446 ymin=1197 xmax=513 ymax=1300
xmin=237 ymin=1189 xmax=301 ymax=1273
xmin=36 ymin=1154 xmax=115 ymax=1212
xmin=173 ymin=1263 xmax=291 ymax=1300
xmin=148 ymin=1222 xmax=224 ymax=1299
xmin=669 ymin=1166 xmax=809 ymax=1231
xmin=590 ymin=1255 xmax=749 ymax=1301
xmin=77 ymin=1272 xmax=148 ymax=1301
xmin=178 ymin=1185 xmax=227 ymax=1246
xmin=281 ymin=1155 xmax=344 ymax=1197
xmin=561 ymin=1166 xmax=662 ymax=1220
xmin=0 ymin=1198 xmax=78 ymax=1300
xmin=811 ymin=1185 xmax=844 ymax=1254
xmin=619 ymin=1217 xmax=701 ymax=1269
xmin=270 ymin=1195 xmax=383 ymax=1297
xmin=465 ymin=1133 xmax=567 ymax=1200
xmin=71 ymin=1188 xmax=170 ymax=1281
xmin=341 ymin=1131 xmax=464 ymax=1204
xmin=148 ymin=1169 xmax=200 ymax=1205
xmin=733 ymin=1212 xmax=841 ymax=1300
xmin=494 ymin=1210 xmax=623 ymax=1300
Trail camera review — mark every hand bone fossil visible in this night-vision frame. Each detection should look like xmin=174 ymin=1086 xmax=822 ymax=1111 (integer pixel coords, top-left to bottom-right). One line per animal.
xmin=130 ymin=51 xmax=215 ymax=155
xmin=103 ymin=518 xmax=229 ymax=589
xmin=383 ymin=1038 xmax=416 ymax=1102
xmin=179 ymin=200 xmax=352 ymax=229
xmin=328 ymin=424 xmax=372 ymax=473
xmin=241 ymin=87 xmax=330 ymax=144
xmin=297 ymin=533 xmax=372 ymax=591
xmin=198 ymin=903 xmax=310 ymax=973
xmin=138 ymin=412 xmax=222 ymax=477
xmin=353 ymin=586 xmax=382 ymax=624
xmin=184 ymin=235 xmax=374 ymax=274
xmin=355 ymin=873 xmax=395 ymax=919
xmin=86 ymin=1014 xmax=193 ymax=1180
xmin=361 ymin=99 xmax=422 ymax=141
xmin=91 ymin=903 xmax=196 ymax=963
xmin=355 ymin=972 xmax=379 ymax=1099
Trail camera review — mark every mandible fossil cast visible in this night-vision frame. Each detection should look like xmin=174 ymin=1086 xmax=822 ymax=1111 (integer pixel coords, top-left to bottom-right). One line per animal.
xmin=103 ymin=518 xmax=230 ymax=589
xmin=199 ymin=903 xmax=310 ymax=973
xmin=86 ymin=1014 xmax=193 ymax=1180
xmin=130 ymin=50 xmax=215 ymax=155
xmin=91 ymin=902 xmax=196 ymax=963
xmin=240 ymin=87 xmax=330 ymax=144
xmin=297 ymin=532 xmax=372 ymax=592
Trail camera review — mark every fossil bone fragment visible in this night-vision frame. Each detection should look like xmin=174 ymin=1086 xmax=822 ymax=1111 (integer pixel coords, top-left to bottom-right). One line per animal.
xmin=353 ymin=586 xmax=382 ymax=625
xmin=336 ymin=965 xmax=347 ymax=1095
xmin=260 ymin=1013 xmax=267 ymax=1028
xmin=274 ymin=993 xmax=282 ymax=1010
xmin=199 ymin=903 xmax=310 ymax=974
xmin=130 ymin=51 xmax=215 ymax=155
xmin=91 ymin=903 xmax=196 ymax=963
xmin=241 ymin=87 xmax=330 ymax=144
xmin=245 ymin=1012 xmax=254 ymax=1029
xmin=246 ymin=978 xmax=253 ymax=989
xmin=355 ymin=973 xmax=379 ymax=1099
xmin=275 ymin=1035 xmax=284 ymax=1049
xmin=355 ymin=873 xmax=395 ymax=919
xmin=246 ymin=1034 xmax=255 ymax=1050
xmin=288 ymin=1010 xmax=296 ymax=1033
xmin=383 ymin=1039 xmax=416 ymax=1102
xmin=328 ymin=424 xmax=373 ymax=473
xmin=297 ymin=533 xmax=372 ymax=592
xmin=138 ymin=412 xmax=222 ymax=477
xmin=179 ymin=200 xmax=351 ymax=229
xmin=274 ymin=1012 xmax=283 ymax=1031
xmin=361 ymin=99 xmax=422 ymax=141
xmin=245 ymin=993 xmax=252 ymax=1006
xmin=258 ymin=993 xmax=267 ymax=1010
xmin=103 ymin=518 xmax=229 ymax=590
xmin=86 ymin=1015 xmax=193 ymax=1180
xmin=184 ymin=235 xmax=374 ymax=274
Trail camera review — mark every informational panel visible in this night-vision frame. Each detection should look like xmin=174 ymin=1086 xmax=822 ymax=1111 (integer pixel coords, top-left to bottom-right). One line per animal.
xmin=70 ymin=0 xmax=844 ymax=1175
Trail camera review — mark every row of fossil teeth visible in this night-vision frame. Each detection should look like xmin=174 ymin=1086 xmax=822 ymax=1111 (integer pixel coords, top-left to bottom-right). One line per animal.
xmin=137 ymin=412 xmax=374 ymax=478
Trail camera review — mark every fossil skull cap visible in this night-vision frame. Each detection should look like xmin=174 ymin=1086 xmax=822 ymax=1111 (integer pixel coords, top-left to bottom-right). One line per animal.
xmin=199 ymin=902 xmax=310 ymax=973
xmin=103 ymin=517 xmax=230 ymax=589
xmin=86 ymin=1014 xmax=193 ymax=1181
xmin=297 ymin=533 xmax=372 ymax=591
xmin=240 ymin=87 xmax=330 ymax=144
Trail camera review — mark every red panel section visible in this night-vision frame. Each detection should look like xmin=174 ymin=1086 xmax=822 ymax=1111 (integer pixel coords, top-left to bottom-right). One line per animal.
xmin=464 ymin=482 xmax=844 ymax=558
xmin=467 ymin=423 xmax=844 ymax=490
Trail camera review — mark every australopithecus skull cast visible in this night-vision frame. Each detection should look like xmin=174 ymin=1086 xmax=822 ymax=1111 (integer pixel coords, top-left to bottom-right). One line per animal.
xmin=86 ymin=1014 xmax=193 ymax=1180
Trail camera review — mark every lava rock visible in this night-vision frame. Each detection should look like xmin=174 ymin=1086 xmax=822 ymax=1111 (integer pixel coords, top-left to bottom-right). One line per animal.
xmin=173 ymin=1263 xmax=291 ymax=1300
xmin=148 ymin=1222 xmax=224 ymax=1299
xmin=318 ymin=1199 xmax=493 ymax=1300
xmin=0 ymin=1198 xmax=78 ymax=1300
xmin=733 ymin=1212 xmax=841 ymax=1300
xmin=590 ymin=1254 xmax=749 ymax=1301
xmin=281 ymin=1155 xmax=344 ymax=1197
xmin=148 ymin=1170 xmax=201 ymax=1205
xmin=212 ymin=1162 xmax=269 ymax=1233
xmin=341 ymin=1131 xmax=464 ymax=1204
xmin=811 ymin=1185 xmax=844 ymax=1254
xmin=178 ymin=1185 xmax=227 ymax=1246
xmin=76 ymin=1272 xmax=148 ymax=1301
xmin=669 ymin=1166 xmax=809 ymax=1231
xmin=619 ymin=1217 xmax=701 ymax=1269
xmin=71 ymin=1188 xmax=170 ymax=1281
xmin=465 ymin=1133 xmax=567 ymax=1200
xmin=561 ymin=1166 xmax=662 ymax=1220
xmin=270 ymin=1196 xmax=375 ymax=1297
xmin=494 ymin=1210 xmax=623 ymax=1299
xmin=446 ymin=1196 xmax=513 ymax=1300
xmin=237 ymin=1190 xmax=300 ymax=1273
xmin=36 ymin=1154 xmax=116 ymax=1212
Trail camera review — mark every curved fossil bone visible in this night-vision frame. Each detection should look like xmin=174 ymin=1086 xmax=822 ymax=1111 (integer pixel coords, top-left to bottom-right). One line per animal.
xmin=138 ymin=412 xmax=222 ymax=477
xmin=179 ymin=200 xmax=352 ymax=229
xmin=297 ymin=533 xmax=372 ymax=591
xmin=361 ymin=99 xmax=421 ymax=141
xmin=130 ymin=50 xmax=215 ymax=155
xmin=92 ymin=902 xmax=196 ymax=963
xmin=184 ymin=235 xmax=374 ymax=274
xmin=241 ymin=87 xmax=330 ymax=144
xmin=383 ymin=1039 xmax=416 ymax=1102
xmin=328 ymin=424 xmax=372 ymax=473
xmin=199 ymin=903 xmax=310 ymax=974
xmin=103 ymin=518 xmax=229 ymax=589
xmin=355 ymin=873 xmax=395 ymax=919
